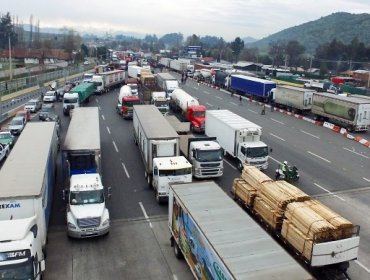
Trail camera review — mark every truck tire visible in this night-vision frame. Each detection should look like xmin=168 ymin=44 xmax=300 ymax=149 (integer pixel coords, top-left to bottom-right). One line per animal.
xmin=174 ymin=242 xmax=183 ymax=259
xmin=155 ymin=189 xmax=161 ymax=204
xmin=237 ymin=161 xmax=244 ymax=172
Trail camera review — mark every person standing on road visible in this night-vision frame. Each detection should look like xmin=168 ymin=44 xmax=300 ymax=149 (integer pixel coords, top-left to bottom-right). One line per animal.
xmin=239 ymin=95 xmax=242 ymax=104
xmin=261 ymin=104 xmax=266 ymax=115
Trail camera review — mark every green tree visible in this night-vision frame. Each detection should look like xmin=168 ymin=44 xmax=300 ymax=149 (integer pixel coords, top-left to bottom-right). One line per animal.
xmin=0 ymin=12 xmax=18 ymax=49
xmin=285 ymin=40 xmax=305 ymax=68
xmin=230 ymin=37 xmax=244 ymax=62
xmin=269 ymin=41 xmax=286 ymax=67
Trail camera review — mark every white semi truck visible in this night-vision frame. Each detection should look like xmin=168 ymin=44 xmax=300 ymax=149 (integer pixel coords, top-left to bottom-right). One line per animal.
xmin=62 ymin=107 xmax=110 ymax=238
xmin=169 ymin=181 xmax=312 ymax=280
xmin=156 ymin=72 xmax=179 ymax=97
xmin=133 ymin=105 xmax=192 ymax=203
xmin=91 ymin=69 xmax=125 ymax=94
xmin=151 ymin=91 xmax=170 ymax=115
xmin=0 ymin=122 xmax=58 ymax=280
xmin=127 ymin=65 xmax=142 ymax=79
xmin=205 ymin=109 xmax=269 ymax=171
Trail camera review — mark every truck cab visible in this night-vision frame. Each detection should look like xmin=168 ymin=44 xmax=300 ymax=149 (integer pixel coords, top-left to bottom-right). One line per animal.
xmin=66 ymin=173 xmax=110 ymax=238
xmin=151 ymin=91 xmax=169 ymax=115
xmin=237 ymin=141 xmax=269 ymax=170
xmin=187 ymin=105 xmax=206 ymax=133
xmin=152 ymin=156 xmax=192 ymax=203
xmin=121 ymin=95 xmax=141 ymax=119
xmin=63 ymin=92 xmax=79 ymax=115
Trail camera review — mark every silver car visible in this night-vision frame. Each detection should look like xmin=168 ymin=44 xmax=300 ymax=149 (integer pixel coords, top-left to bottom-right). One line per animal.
xmin=8 ymin=116 xmax=26 ymax=135
xmin=24 ymin=99 xmax=42 ymax=112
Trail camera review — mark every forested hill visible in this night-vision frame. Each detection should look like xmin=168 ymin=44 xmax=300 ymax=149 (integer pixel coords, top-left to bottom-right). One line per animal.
xmin=248 ymin=12 xmax=370 ymax=53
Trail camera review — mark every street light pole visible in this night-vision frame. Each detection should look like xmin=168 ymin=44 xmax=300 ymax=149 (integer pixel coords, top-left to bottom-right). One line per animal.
xmin=8 ymin=34 xmax=12 ymax=80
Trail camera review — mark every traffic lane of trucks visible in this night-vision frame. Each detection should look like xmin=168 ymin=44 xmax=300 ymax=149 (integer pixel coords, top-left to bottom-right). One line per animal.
xmin=187 ymin=83 xmax=370 ymax=187
xmin=45 ymin=217 xmax=193 ymax=280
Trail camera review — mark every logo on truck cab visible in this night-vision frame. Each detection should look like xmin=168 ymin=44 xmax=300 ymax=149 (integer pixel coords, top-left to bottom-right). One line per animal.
xmin=0 ymin=202 xmax=21 ymax=209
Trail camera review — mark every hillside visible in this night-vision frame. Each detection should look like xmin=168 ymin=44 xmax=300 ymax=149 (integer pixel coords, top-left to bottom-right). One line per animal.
xmin=248 ymin=12 xmax=370 ymax=53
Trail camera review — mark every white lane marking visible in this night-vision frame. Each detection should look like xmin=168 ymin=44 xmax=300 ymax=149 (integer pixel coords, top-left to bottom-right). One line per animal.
xmin=95 ymin=99 xmax=99 ymax=103
xmin=363 ymin=177 xmax=370 ymax=183
xmin=300 ymin=129 xmax=320 ymax=139
xmin=106 ymin=126 xmax=111 ymax=134
xmin=206 ymin=102 xmax=214 ymax=107
xmin=230 ymin=102 xmax=238 ymax=106
xmin=121 ymin=162 xmax=130 ymax=178
xmin=269 ymin=133 xmax=286 ymax=142
xmin=271 ymin=118 xmax=285 ymax=125
xmin=355 ymin=260 xmax=370 ymax=274
xmin=314 ymin=183 xmax=345 ymax=201
xmin=101 ymin=114 xmax=105 ymax=120
xmin=343 ymin=147 xmax=369 ymax=159
xmin=224 ymin=159 xmax=237 ymax=170
xmin=112 ymin=141 xmax=119 ymax=153
xmin=139 ymin=202 xmax=153 ymax=228
xmin=173 ymin=275 xmax=178 ymax=280
xmin=248 ymin=109 xmax=258 ymax=114
xmin=269 ymin=156 xmax=282 ymax=165
xmin=215 ymin=96 xmax=222 ymax=100
xmin=202 ymin=90 xmax=210 ymax=94
xmin=307 ymin=151 xmax=331 ymax=163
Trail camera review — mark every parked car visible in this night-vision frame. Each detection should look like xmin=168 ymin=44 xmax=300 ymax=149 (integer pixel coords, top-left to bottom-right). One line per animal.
xmin=0 ymin=131 xmax=16 ymax=148
xmin=43 ymin=90 xmax=57 ymax=102
xmin=39 ymin=104 xmax=54 ymax=121
xmin=15 ymin=110 xmax=31 ymax=122
xmin=24 ymin=98 xmax=42 ymax=113
xmin=8 ymin=116 xmax=26 ymax=135
xmin=0 ymin=143 xmax=10 ymax=163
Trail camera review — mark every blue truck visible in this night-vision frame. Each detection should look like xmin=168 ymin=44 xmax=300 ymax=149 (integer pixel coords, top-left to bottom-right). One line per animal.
xmin=229 ymin=74 xmax=276 ymax=101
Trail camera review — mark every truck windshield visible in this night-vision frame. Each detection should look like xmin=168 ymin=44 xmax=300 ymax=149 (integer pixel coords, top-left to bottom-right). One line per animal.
xmin=0 ymin=259 xmax=34 ymax=280
xmin=70 ymin=190 xmax=105 ymax=205
xmin=159 ymin=167 xmax=192 ymax=176
xmin=192 ymin=111 xmax=205 ymax=118
xmin=123 ymin=100 xmax=141 ymax=107
xmin=64 ymin=98 xmax=78 ymax=104
xmin=196 ymin=149 xmax=224 ymax=162
xmin=247 ymin=146 xmax=269 ymax=158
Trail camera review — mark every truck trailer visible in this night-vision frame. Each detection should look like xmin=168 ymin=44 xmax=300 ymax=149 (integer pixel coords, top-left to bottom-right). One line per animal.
xmin=229 ymin=74 xmax=276 ymax=101
xmin=205 ymin=110 xmax=269 ymax=171
xmin=91 ymin=69 xmax=125 ymax=94
xmin=169 ymin=181 xmax=312 ymax=280
xmin=133 ymin=105 xmax=192 ymax=202
xmin=127 ymin=65 xmax=142 ymax=79
xmin=63 ymin=82 xmax=95 ymax=115
xmin=170 ymin=88 xmax=206 ymax=133
xmin=312 ymin=92 xmax=370 ymax=132
xmin=62 ymin=107 xmax=110 ymax=238
xmin=170 ymin=59 xmax=188 ymax=73
xmin=0 ymin=122 xmax=58 ymax=280
xmin=156 ymin=72 xmax=179 ymax=97
xmin=270 ymin=85 xmax=315 ymax=113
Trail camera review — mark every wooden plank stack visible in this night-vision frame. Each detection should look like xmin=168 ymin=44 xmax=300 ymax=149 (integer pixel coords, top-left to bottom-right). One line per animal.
xmin=231 ymin=164 xmax=356 ymax=262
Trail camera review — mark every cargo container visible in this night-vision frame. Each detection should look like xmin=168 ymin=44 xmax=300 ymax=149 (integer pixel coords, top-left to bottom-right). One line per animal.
xmin=229 ymin=74 xmax=276 ymax=100
xmin=270 ymin=85 xmax=315 ymax=112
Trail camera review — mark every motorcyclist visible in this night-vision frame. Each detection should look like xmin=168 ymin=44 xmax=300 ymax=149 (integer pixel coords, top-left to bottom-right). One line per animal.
xmin=281 ymin=161 xmax=289 ymax=174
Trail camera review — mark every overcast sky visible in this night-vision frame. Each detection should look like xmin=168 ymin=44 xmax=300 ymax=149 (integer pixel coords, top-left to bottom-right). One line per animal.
xmin=5 ymin=0 xmax=370 ymax=41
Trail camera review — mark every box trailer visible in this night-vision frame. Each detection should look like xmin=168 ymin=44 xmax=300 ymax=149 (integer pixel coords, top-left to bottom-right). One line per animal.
xmin=271 ymin=85 xmax=315 ymax=112
xmin=156 ymin=72 xmax=179 ymax=97
xmin=91 ymin=69 xmax=125 ymax=94
xmin=312 ymin=92 xmax=370 ymax=132
xmin=169 ymin=181 xmax=312 ymax=280
xmin=0 ymin=122 xmax=58 ymax=279
xmin=229 ymin=74 xmax=276 ymax=100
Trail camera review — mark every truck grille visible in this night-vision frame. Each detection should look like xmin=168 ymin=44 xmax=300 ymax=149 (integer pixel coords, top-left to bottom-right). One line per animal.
xmin=77 ymin=217 xmax=101 ymax=228
xmin=201 ymin=170 xmax=221 ymax=176
xmin=200 ymin=163 xmax=220 ymax=168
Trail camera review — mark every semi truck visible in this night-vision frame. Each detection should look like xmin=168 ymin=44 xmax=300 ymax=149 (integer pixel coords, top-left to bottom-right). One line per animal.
xmin=151 ymin=91 xmax=170 ymax=115
xmin=304 ymin=79 xmax=332 ymax=92
xmin=159 ymin=57 xmax=172 ymax=68
xmin=270 ymin=85 xmax=315 ymax=113
xmin=133 ymin=105 xmax=192 ymax=203
xmin=205 ymin=109 xmax=269 ymax=171
xmin=63 ymin=82 xmax=95 ymax=115
xmin=91 ymin=69 xmax=125 ymax=94
xmin=140 ymin=72 xmax=160 ymax=103
xmin=169 ymin=59 xmax=188 ymax=73
xmin=229 ymin=74 xmax=276 ymax=101
xmin=62 ymin=107 xmax=110 ymax=238
xmin=169 ymin=181 xmax=312 ymax=280
xmin=116 ymin=85 xmax=141 ymax=119
xmin=0 ymin=122 xmax=58 ymax=280
xmin=170 ymin=88 xmax=206 ymax=133
xmin=127 ymin=65 xmax=142 ymax=79
xmin=179 ymin=135 xmax=224 ymax=178
xmin=156 ymin=72 xmax=179 ymax=97
xmin=312 ymin=92 xmax=370 ymax=132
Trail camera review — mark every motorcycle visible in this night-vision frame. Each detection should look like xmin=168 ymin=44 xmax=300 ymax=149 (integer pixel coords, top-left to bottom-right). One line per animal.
xmin=275 ymin=165 xmax=300 ymax=182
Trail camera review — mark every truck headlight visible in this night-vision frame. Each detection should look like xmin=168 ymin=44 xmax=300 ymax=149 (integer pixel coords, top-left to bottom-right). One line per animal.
xmin=68 ymin=222 xmax=77 ymax=230
xmin=102 ymin=219 xmax=110 ymax=227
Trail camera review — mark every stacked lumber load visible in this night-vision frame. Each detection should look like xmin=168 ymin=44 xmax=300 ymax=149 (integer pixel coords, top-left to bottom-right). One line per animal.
xmin=240 ymin=164 xmax=272 ymax=191
xmin=282 ymin=200 xmax=355 ymax=261
xmin=253 ymin=181 xmax=311 ymax=230
xmin=231 ymin=178 xmax=257 ymax=207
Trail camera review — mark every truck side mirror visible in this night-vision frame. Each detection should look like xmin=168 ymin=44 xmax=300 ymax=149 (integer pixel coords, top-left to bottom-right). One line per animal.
xmin=270 ymin=148 xmax=273 ymax=153
xmin=62 ymin=189 xmax=69 ymax=201
xmin=107 ymin=187 xmax=112 ymax=199
xmin=40 ymin=260 xmax=46 ymax=272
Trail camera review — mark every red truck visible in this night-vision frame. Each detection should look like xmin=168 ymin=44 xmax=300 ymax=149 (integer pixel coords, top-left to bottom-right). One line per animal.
xmin=117 ymin=85 xmax=141 ymax=119
xmin=170 ymin=88 xmax=206 ymax=133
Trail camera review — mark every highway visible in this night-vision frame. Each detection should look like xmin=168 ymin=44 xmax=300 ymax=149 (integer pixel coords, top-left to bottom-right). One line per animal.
xmin=2 ymin=75 xmax=369 ymax=279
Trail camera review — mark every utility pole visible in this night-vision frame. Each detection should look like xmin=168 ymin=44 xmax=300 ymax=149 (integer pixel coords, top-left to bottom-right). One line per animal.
xmin=9 ymin=34 xmax=13 ymax=80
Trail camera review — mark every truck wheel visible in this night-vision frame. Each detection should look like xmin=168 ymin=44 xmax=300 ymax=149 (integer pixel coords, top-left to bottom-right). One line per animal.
xmin=174 ymin=242 xmax=183 ymax=259
xmin=155 ymin=190 xmax=161 ymax=204
xmin=147 ymin=175 xmax=152 ymax=187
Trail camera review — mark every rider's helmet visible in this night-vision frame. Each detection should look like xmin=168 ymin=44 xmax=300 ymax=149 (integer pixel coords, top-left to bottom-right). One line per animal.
xmin=283 ymin=161 xmax=288 ymax=165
